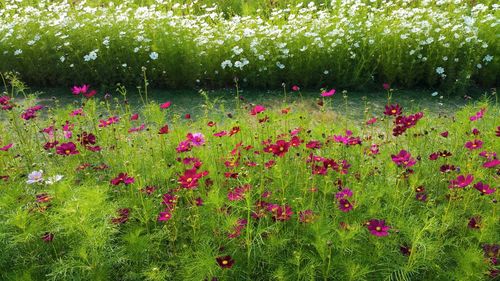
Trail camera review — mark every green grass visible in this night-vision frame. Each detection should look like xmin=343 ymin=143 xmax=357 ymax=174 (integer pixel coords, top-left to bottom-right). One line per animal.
xmin=0 ymin=78 xmax=499 ymax=280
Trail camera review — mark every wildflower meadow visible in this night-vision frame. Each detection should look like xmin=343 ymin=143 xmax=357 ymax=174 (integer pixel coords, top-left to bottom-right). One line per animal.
xmin=0 ymin=0 xmax=499 ymax=281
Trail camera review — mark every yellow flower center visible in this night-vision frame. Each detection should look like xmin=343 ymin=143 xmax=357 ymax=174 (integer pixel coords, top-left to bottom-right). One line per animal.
xmin=376 ymin=226 xmax=382 ymax=231
xmin=222 ymin=260 xmax=228 ymax=265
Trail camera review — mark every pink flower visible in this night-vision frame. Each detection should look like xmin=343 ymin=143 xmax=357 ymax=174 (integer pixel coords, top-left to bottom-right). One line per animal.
xmin=70 ymin=108 xmax=84 ymax=117
xmin=0 ymin=143 xmax=13 ymax=151
xmin=291 ymin=85 xmax=300 ymax=91
xmin=110 ymin=173 xmax=135 ymax=186
xmin=128 ymin=124 xmax=146 ymax=133
xmin=366 ymin=219 xmax=390 ymax=237
xmin=464 ymin=139 xmax=483 ymax=150
xmin=160 ymin=101 xmax=171 ymax=109
xmin=469 ymin=108 xmax=486 ymax=121
xmin=158 ymin=210 xmax=172 ymax=222
xmin=483 ymin=159 xmax=500 ymax=168
xmin=321 ymin=89 xmax=336 ymax=97
xmin=382 ymin=83 xmax=391 ymax=90
xmin=474 ymin=182 xmax=495 ymax=195
xmin=366 ymin=117 xmax=377 ymax=125
xmin=391 ymin=150 xmax=416 ymax=167
xmin=449 ymin=174 xmax=474 ymax=189
xmin=71 ymin=84 xmax=89 ymax=95
xmin=130 ymin=113 xmax=139 ymax=120
xmin=187 ymin=133 xmax=205 ymax=146
xmin=250 ymin=105 xmax=266 ymax=115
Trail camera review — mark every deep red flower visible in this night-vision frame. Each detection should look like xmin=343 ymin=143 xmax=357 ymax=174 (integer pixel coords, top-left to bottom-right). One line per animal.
xmin=216 ymin=255 xmax=235 ymax=269
xmin=384 ymin=104 xmax=402 ymax=116
xmin=440 ymin=131 xmax=449 ymax=138
xmin=391 ymin=150 xmax=416 ymax=167
xmin=268 ymin=204 xmax=293 ymax=221
xmin=468 ymin=217 xmax=481 ymax=229
xmin=464 ymin=139 xmax=483 ymax=150
xmin=158 ymin=124 xmax=169 ymax=134
xmin=55 ymin=142 xmax=79 ymax=156
xmin=271 ymin=140 xmax=290 ymax=157
xmin=473 ymin=182 xmax=495 ymax=195
xmin=448 ymin=174 xmax=474 ymax=189
xmin=110 ymin=173 xmax=135 ymax=186
xmin=178 ymin=168 xmax=208 ymax=189
xmin=41 ymin=232 xmax=54 ymax=242
xmin=299 ymin=210 xmax=315 ymax=223
xmin=338 ymin=199 xmax=353 ymax=212
xmin=229 ymin=126 xmax=240 ymax=136
xmin=78 ymin=132 xmax=96 ymax=146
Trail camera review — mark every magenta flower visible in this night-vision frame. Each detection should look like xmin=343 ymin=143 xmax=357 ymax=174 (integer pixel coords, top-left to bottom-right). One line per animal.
xmin=384 ymin=104 xmax=402 ymax=116
xmin=473 ymin=182 xmax=495 ymax=195
xmin=291 ymin=85 xmax=300 ymax=91
xmin=187 ymin=133 xmax=205 ymax=146
xmin=41 ymin=232 xmax=54 ymax=242
xmin=71 ymin=84 xmax=89 ymax=95
xmin=98 ymin=116 xmax=119 ymax=127
xmin=0 ymin=143 xmax=13 ymax=151
xmin=250 ymin=105 xmax=266 ymax=115
xmin=483 ymin=159 xmax=500 ymax=168
xmin=382 ymin=83 xmax=391 ymax=90
xmin=391 ymin=150 xmax=416 ymax=167
xmin=469 ymin=108 xmax=485 ymax=121
xmin=448 ymin=174 xmax=474 ymax=189
xmin=158 ymin=210 xmax=172 ymax=222
xmin=464 ymin=139 xmax=483 ymax=150
xmin=321 ymin=89 xmax=335 ymax=97
xmin=55 ymin=142 xmax=79 ymax=156
xmin=366 ymin=219 xmax=390 ymax=237
xmin=338 ymin=199 xmax=354 ymax=212
xmin=176 ymin=140 xmax=192 ymax=153
xmin=160 ymin=101 xmax=171 ymax=109
xmin=110 ymin=173 xmax=135 ymax=186
xmin=440 ymin=131 xmax=449 ymax=138
xmin=335 ymin=188 xmax=353 ymax=200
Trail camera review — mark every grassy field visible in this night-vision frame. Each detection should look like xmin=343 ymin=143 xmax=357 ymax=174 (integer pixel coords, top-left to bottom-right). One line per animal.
xmin=0 ymin=77 xmax=499 ymax=280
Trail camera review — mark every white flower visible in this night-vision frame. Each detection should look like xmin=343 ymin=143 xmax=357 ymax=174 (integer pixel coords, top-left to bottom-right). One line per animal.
xmin=149 ymin=51 xmax=158 ymax=60
xmin=14 ymin=49 xmax=22 ymax=55
xmin=436 ymin=67 xmax=445 ymax=75
xmin=83 ymin=49 xmax=98 ymax=62
xmin=27 ymin=170 xmax=43 ymax=184
xmin=276 ymin=61 xmax=285 ymax=69
xmin=483 ymin=55 xmax=493 ymax=62
xmin=476 ymin=64 xmax=482 ymax=69
xmin=323 ymin=70 xmax=329 ymax=75
xmin=431 ymin=91 xmax=439 ymax=97
xmin=221 ymin=60 xmax=232 ymax=69
xmin=232 ymin=46 xmax=243 ymax=55
xmin=60 ymin=56 xmax=65 ymax=62
xmin=45 ymin=175 xmax=63 ymax=185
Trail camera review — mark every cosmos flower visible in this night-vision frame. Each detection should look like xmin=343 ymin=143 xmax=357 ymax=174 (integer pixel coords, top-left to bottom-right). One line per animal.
xmin=160 ymin=101 xmax=171 ymax=109
xmin=448 ymin=174 xmax=474 ymax=189
xmin=291 ymin=85 xmax=300 ymax=91
xmin=366 ymin=219 xmax=390 ymax=237
xmin=384 ymin=104 xmax=402 ymax=116
xmin=41 ymin=232 xmax=54 ymax=242
xmin=250 ymin=105 xmax=266 ymax=115
xmin=473 ymin=182 xmax=495 ymax=195
xmin=321 ymin=89 xmax=335 ymax=97
xmin=158 ymin=124 xmax=169 ymax=134
xmin=110 ymin=173 xmax=135 ymax=186
xmin=338 ymin=199 xmax=353 ymax=212
xmin=483 ymin=159 xmax=499 ymax=168
xmin=178 ymin=168 xmax=208 ymax=189
xmin=299 ymin=210 xmax=315 ymax=223
xmin=55 ymin=142 xmax=79 ymax=156
xmin=464 ymin=139 xmax=483 ymax=150
xmin=468 ymin=217 xmax=481 ymax=229
xmin=158 ymin=210 xmax=172 ymax=222
xmin=27 ymin=170 xmax=44 ymax=184
xmin=45 ymin=175 xmax=63 ymax=185
xmin=216 ymin=255 xmax=235 ymax=269
xmin=271 ymin=140 xmax=290 ymax=157
xmin=187 ymin=133 xmax=205 ymax=146
xmin=391 ymin=150 xmax=416 ymax=167
xmin=0 ymin=143 xmax=13 ymax=151
xmin=469 ymin=108 xmax=486 ymax=121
